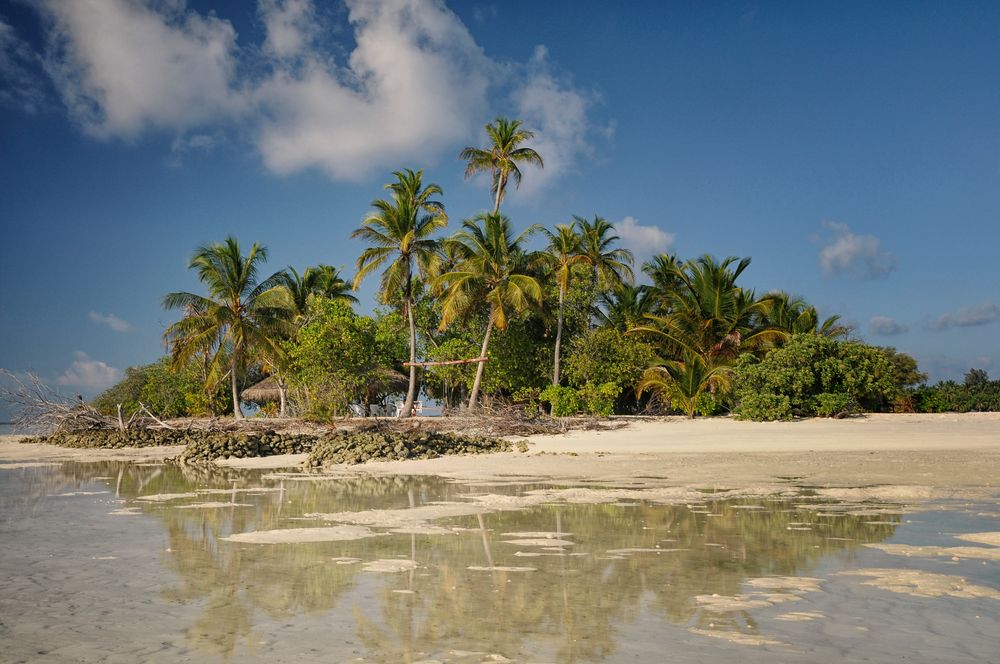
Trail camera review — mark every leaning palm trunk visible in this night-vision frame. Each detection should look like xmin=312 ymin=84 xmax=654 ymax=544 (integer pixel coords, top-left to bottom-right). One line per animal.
xmin=401 ymin=297 xmax=419 ymax=418
xmin=468 ymin=316 xmax=495 ymax=410
xmin=277 ymin=377 xmax=288 ymax=417
xmin=552 ymin=284 xmax=566 ymax=385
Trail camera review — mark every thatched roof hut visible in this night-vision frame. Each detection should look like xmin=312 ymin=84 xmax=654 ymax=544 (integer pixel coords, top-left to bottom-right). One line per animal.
xmin=241 ymin=377 xmax=282 ymax=403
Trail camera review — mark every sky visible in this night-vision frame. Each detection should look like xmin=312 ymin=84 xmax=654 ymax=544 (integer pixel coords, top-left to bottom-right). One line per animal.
xmin=1 ymin=0 xmax=999 ymax=400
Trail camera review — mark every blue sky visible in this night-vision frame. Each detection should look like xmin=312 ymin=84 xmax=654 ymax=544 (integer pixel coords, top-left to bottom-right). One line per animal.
xmin=1 ymin=0 xmax=999 ymax=397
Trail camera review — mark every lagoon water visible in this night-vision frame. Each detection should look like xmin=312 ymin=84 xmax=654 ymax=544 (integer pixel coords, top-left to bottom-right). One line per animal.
xmin=1 ymin=462 xmax=998 ymax=663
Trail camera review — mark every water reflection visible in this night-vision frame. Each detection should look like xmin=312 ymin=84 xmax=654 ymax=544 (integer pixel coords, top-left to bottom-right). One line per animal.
xmin=48 ymin=462 xmax=906 ymax=662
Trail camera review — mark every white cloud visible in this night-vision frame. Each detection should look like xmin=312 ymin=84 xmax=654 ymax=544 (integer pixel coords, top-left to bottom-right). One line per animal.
xmin=56 ymin=352 xmax=121 ymax=390
xmin=510 ymin=44 xmax=593 ymax=197
xmin=930 ymin=302 xmax=1000 ymax=330
xmin=13 ymin=0 xmax=597 ymax=185
xmin=37 ymin=0 xmax=244 ymax=138
xmin=869 ymin=316 xmax=907 ymax=336
xmin=613 ymin=216 xmax=675 ymax=260
xmin=253 ymin=0 xmax=491 ymax=180
xmin=0 ymin=15 xmax=48 ymax=113
xmin=818 ymin=221 xmax=896 ymax=279
xmin=88 ymin=310 xmax=132 ymax=332
xmin=260 ymin=0 xmax=318 ymax=59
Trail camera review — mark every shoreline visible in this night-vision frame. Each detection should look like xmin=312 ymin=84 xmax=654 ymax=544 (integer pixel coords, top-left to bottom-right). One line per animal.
xmin=2 ymin=413 xmax=999 ymax=496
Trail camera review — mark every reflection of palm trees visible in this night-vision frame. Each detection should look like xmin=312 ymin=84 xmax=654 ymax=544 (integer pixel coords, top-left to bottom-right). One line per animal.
xmin=52 ymin=462 xmax=903 ymax=660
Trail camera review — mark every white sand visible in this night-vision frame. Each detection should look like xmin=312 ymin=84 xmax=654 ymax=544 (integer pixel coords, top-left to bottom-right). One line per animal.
xmin=3 ymin=413 xmax=999 ymax=493
xmin=839 ymin=569 xmax=1000 ymax=600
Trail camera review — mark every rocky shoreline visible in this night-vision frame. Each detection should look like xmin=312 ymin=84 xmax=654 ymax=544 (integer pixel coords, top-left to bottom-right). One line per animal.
xmin=19 ymin=427 xmax=514 ymax=466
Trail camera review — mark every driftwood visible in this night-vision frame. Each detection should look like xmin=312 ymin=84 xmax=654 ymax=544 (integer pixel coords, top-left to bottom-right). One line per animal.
xmin=0 ymin=370 xmax=115 ymax=433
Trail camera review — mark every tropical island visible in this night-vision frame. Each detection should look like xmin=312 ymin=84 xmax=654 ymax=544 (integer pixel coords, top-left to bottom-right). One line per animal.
xmin=5 ymin=117 xmax=999 ymax=469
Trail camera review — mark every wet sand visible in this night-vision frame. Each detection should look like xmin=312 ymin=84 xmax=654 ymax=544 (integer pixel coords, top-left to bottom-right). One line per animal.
xmin=3 ymin=413 xmax=999 ymax=493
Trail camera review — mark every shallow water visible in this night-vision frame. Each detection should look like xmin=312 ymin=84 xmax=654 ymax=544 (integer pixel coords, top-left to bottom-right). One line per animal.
xmin=1 ymin=462 xmax=998 ymax=663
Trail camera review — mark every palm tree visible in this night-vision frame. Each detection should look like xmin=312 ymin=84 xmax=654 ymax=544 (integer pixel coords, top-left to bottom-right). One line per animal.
xmin=595 ymin=284 xmax=655 ymax=331
xmin=352 ymin=169 xmax=447 ymax=418
xmin=642 ymin=253 xmax=684 ymax=315
xmin=460 ymin=117 xmax=544 ymax=213
xmin=636 ymin=352 xmax=733 ymax=418
xmin=436 ymin=212 xmax=543 ymax=409
xmin=280 ymin=265 xmax=357 ymax=320
xmin=540 ymin=222 xmax=590 ymax=385
xmin=577 ymin=215 xmax=634 ymax=325
xmin=763 ymin=291 xmax=849 ymax=339
xmin=163 ymin=237 xmax=292 ymax=420
xmin=633 ymin=255 xmax=785 ymax=362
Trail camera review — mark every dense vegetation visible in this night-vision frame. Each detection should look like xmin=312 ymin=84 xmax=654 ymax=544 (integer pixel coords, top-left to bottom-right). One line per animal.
xmin=90 ymin=115 xmax=994 ymax=422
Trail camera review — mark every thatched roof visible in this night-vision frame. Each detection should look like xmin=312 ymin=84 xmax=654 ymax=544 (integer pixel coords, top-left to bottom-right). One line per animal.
xmin=241 ymin=377 xmax=281 ymax=403
xmin=369 ymin=367 xmax=408 ymax=393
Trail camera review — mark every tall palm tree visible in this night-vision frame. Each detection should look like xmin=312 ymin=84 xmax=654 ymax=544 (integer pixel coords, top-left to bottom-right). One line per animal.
xmin=460 ymin=117 xmax=544 ymax=213
xmin=636 ymin=352 xmax=733 ymax=418
xmin=576 ymin=215 xmax=634 ymax=325
xmin=436 ymin=212 xmax=543 ymax=409
xmin=352 ymin=169 xmax=447 ymax=418
xmin=163 ymin=237 xmax=292 ymax=420
xmin=280 ymin=265 xmax=357 ymax=319
xmin=633 ymin=255 xmax=785 ymax=361
xmin=540 ymin=222 xmax=590 ymax=385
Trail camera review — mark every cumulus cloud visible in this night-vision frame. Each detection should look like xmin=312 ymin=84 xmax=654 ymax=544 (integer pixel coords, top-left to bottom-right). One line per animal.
xmin=868 ymin=316 xmax=907 ymax=336
xmin=818 ymin=221 xmax=896 ymax=279
xmin=9 ymin=0 xmax=599 ymax=188
xmin=613 ymin=216 xmax=675 ymax=260
xmin=37 ymin=0 xmax=244 ymax=138
xmin=509 ymin=45 xmax=594 ymax=197
xmin=88 ymin=310 xmax=132 ymax=332
xmin=56 ymin=352 xmax=121 ymax=390
xmin=253 ymin=0 xmax=491 ymax=179
xmin=929 ymin=302 xmax=1000 ymax=330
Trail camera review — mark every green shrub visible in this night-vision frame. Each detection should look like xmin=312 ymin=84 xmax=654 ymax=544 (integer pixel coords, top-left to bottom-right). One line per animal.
xmin=813 ymin=392 xmax=858 ymax=418
xmin=578 ymin=382 xmax=618 ymax=416
xmin=540 ymin=385 xmax=580 ymax=417
xmin=733 ymin=392 xmax=792 ymax=421
xmin=732 ymin=334 xmax=899 ymax=420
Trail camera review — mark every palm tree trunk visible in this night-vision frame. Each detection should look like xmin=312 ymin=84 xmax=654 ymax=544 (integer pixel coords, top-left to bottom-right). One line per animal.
xmin=230 ymin=360 xmax=243 ymax=420
xmin=277 ymin=377 xmax=287 ymax=417
xmin=552 ymin=283 xmax=566 ymax=385
xmin=401 ymin=295 xmax=418 ymax=418
xmin=468 ymin=316 xmax=495 ymax=410
xmin=492 ymin=172 xmax=505 ymax=214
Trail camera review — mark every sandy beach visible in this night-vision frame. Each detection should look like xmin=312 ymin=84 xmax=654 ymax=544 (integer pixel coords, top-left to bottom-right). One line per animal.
xmin=3 ymin=413 xmax=999 ymax=493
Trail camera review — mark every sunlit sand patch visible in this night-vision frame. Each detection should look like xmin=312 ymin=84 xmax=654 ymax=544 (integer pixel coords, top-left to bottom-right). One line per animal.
xmin=467 ymin=566 xmax=536 ymax=572
xmin=730 ymin=505 xmax=767 ymax=510
xmin=502 ymin=538 xmax=575 ymax=547
xmin=840 ymin=569 xmax=1000 ymax=600
xmin=864 ymin=543 xmax=1000 ymax=560
xmin=92 ymin=556 xmax=118 ymax=560
xmin=0 ymin=462 xmax=61 ymax=469
xmin=221 ymin=526 xmax=387 ymax=544
xmin=775 ymin=611 xmax=824 ymax=621
xmin=954 ymin=532 xmax=1000 ymax=547
xmin=135 ymin=492 xmax=199 ymax=502
xmin=309 ymin=503 xmax=488 ymax=530
xmin=688 ymin=628 xmax=785 ymax=646
xmin=53 ymin=491 xmax=110 ymax=496
xmin=108 ymin=507 xmax=142 ymax=516
xmin=390 ymin=525 xmax=461 ymax=535
xmin=331 ymin=557 xmax=360 ymax=564
xmin=606 ymin=547 xmax=688 ymax=555
xmin=786 ymin=527 xmax=812 ymax=531
xmin=513 ymin=551 xmax=587 ymax=558
xmin=174 ymin=502 xmax=253 ymax=509
xmin=745 ymin=576 xmax=822 ymax=593
xmin=501 ymin=531 xmax=573 ymax=538
xmin=91 ymin=476 xmax=113 ymax=479
xmin=196 ymin=487 xmax=284 ymax=495
xmin=695 ymin=595 xmax=780 ymax=611
xmin=362 ymin=559 xmax=419 ymax=573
